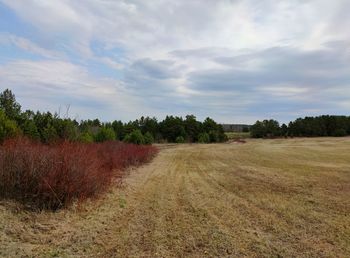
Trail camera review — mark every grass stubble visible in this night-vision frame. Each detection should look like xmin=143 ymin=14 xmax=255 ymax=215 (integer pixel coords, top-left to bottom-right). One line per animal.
xmin=0 ymin=138 xmax=349 ymax=257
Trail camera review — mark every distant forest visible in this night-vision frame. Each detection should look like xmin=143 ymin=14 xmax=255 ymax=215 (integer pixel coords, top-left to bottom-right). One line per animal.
xmin=251 ymin=116 xmax=350 ymax=138
xmin=1 ymin=89 xmax=349 ymax=143
xmin=0 ymin=89 xmax=226 ymax=144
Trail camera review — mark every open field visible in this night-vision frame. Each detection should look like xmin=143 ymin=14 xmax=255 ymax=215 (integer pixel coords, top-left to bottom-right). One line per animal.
xmin=225 ymin=131 xmax=251 ymax=140
xmin=1 ymin=138 xmax=350 ymax=257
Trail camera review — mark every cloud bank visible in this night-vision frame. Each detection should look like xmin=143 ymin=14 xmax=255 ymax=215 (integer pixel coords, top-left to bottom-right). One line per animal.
xmin=0 ymin=0 xmax=349 ymax=123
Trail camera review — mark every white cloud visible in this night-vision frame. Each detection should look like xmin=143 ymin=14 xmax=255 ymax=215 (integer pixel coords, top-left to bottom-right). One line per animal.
xmin=0 ymin=33 xmax=64 ymax=59
xmin=0 ymin=60 xmax=149 ymax=121
xmin=260 ymin=86 xmax=309 ymax=97
xmin=0 ymin=0 xmax=349 ymax=123
xmin=3 ymin=0 xmax=348 ymax=59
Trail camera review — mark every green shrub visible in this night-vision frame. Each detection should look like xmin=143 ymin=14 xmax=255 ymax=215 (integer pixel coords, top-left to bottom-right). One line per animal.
xmin=95 ymin=127 xmax=116 ymax=142
xmin=198 ymin=132 xmax=210 ymax=143
xmin=22 ymin=120 xmax=40 ymax=140
xmin=56 ymin=119 xmax=79 ymax=141
xmin=42 ymin=125 xmax=58 ymax=143
xmin=209 ymin=130 xmax=220 ymax=143
xmin=175 ymin=136 xmax=185 ymax=143
xmin=123 ymin=129 xmax=145 ymax=145
xmin=78 ymin=132 xmax=94 ymax=143
xmin=144 ymin=132 xmax=154 ymax=145
xmin=0 ymin=110 xmax=20 ymax=142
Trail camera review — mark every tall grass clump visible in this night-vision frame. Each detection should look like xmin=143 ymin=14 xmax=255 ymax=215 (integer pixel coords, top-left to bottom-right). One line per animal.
xmin=0 ymin=137 xmax=158 ymax=210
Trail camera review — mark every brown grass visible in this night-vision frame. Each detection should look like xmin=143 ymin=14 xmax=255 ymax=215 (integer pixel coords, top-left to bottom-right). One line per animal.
xmin=0 ymin=138 xmax=349 ymax=257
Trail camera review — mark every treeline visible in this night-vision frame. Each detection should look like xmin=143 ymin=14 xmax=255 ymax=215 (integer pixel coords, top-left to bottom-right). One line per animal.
xmin=251 ymin=116 xmax=350 ymax=138
xmin=0 ymin=89 xmax=227 ymax=144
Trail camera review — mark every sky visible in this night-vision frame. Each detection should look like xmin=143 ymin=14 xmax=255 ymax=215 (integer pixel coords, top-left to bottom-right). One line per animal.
xmin=0 ymin=0 xmax=349 ymax=124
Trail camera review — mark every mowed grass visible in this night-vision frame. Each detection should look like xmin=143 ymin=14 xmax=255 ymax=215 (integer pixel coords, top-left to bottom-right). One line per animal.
xmin=0 ymin=138 xmax=349 ymax=257
xmin=225 ymin=131 xmax=251 ymax=139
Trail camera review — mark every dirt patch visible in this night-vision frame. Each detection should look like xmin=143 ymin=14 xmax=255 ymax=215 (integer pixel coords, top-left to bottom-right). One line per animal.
xmin=227 ymin=138 xmax=247 ymax=144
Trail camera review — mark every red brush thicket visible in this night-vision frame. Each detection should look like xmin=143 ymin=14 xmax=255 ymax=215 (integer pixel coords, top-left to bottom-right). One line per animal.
xmin=0 ymin=137 xmax=158 ymax=210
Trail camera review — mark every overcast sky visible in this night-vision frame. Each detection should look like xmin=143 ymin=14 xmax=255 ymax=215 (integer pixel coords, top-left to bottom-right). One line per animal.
xmin=0 ymin=0 xmax=349 ymax=123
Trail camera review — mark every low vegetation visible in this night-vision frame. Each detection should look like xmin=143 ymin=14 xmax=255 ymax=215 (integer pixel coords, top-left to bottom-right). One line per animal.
xmin=0 ymin=137 xmax=158 ymax=210
xmin=225 ymin=131 xmax=251 ymax=140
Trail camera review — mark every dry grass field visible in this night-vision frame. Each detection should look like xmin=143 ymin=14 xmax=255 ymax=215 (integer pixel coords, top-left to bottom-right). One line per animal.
xmin=1 ymin=138 xmax=349 ymax=257
xmin=225 ymin=131 xmax=251 ymax=140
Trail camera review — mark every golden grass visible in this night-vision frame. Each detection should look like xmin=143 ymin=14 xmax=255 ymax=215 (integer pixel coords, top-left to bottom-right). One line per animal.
xmin=225 ymin=131 xmax=251 ymax=139
xmin=1 ymin=138 xmax=349 ymax=257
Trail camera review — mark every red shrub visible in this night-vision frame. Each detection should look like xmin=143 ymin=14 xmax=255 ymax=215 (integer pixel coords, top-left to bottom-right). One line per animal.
xmin=0 ymin=138 xmax=158 ymax=210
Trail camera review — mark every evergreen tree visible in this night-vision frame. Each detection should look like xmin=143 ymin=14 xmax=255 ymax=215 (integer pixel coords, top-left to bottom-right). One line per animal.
xmin=22 ymin=120 xmax=40 ymax=140
xmin=0 ymin=89 xmax=21 ymax=120
xmin=198 ymin=132 xmax=210 ymax=143
xmin=95 ymin=127 xmax=116 ymax=142
xmin=0 ymin=110 xmax=20 ymax=142
xmin=144 ymin=132 xmax=154 ymax=145
xmin=123 ymin=129 xmax=145 ymax=145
